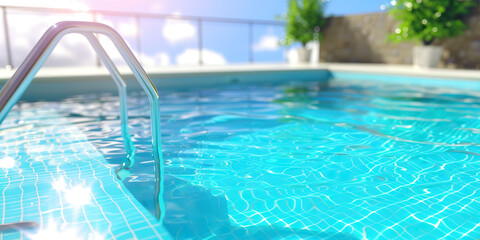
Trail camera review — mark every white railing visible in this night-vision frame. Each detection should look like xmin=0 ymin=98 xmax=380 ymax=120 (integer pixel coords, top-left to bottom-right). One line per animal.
xmin=0 ymin=5 xmax=286 ymax=69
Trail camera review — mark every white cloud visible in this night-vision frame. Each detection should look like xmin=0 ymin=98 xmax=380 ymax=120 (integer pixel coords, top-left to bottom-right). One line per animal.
xmin=0 ymin=0 xmax=89 ymax=10
xmin=2 ymin=11 xmax=219 ymax=69
xmin=117 ymin=22 xmax=138 ymax=38
xmin=5 ymin=12 xmax=147 ymax=69
xmin=253 ymin=35 xmax=280 ymax=52
xmin=7 ymin=13 xmax=96 ymax=68
xmin=162 ymin=19 xmax=196 ymax=43
xmin=140 ymin=52 xmax=171 ymax=67
xmin=155 ymin=52 xmax=171 ymax=66
xmin=95 ymin=17 xmax=138 ymax=39
xmin=44 ymin=34 xmax=96 ymax=67
xmin=176 ymin=48 xmax=226 ymax=65
xmin=2 ymin=11 xmax=178 ymax=70
xmin=95 ymin=34 xmax=172 ymax=67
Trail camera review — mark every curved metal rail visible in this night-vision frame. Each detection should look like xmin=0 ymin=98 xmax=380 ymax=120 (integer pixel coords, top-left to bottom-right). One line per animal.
xmin=0 ymin=21 xmax=165 ymax=221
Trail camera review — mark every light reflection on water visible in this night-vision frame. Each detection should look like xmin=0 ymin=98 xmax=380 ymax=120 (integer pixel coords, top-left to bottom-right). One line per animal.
xmin=8 ymin=78 xmax=480 ymax=239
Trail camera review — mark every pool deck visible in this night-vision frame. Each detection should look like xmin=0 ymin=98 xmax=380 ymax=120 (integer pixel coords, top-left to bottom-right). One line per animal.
xmin=0 ymin=63 xmax=479 ymax=82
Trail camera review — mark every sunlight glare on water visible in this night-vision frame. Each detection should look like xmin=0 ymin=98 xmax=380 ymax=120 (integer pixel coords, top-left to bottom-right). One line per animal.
xmin=4 ymin=77 xmax=480 ymax=239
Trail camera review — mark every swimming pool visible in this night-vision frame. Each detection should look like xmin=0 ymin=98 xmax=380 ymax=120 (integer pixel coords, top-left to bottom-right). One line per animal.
xmin=2 ymin=72 xmax=480 ymax=239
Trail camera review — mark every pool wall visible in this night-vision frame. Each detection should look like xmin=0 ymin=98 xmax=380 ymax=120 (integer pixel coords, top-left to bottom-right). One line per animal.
xmin=0 ymin=66 xmax=331 ymax=101
xmin=331 ymin=72 xmax=480 ymax=91
xmin=1 ymin=63 xmax=480 ymax=101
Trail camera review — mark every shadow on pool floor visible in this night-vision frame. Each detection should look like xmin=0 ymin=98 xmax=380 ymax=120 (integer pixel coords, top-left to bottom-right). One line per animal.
xmin=130 ymin=174 xmax=359 ymax=240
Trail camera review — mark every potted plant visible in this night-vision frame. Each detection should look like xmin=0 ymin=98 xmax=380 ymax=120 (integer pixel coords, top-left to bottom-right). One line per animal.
xmin=282 ymin=0 xmax=327 ymax=63
xmin=389 ymin=0 xmax=476 ymax=68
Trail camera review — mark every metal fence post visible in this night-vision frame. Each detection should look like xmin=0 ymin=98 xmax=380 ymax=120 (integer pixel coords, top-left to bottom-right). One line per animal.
xmin=249 ymin=22 xmax=253 ymax=63
xmin=198 ymin=19 xmax=203 ymax=65
xmin=2 ymin=6 xmax=13 ymax=69
xmin=92 ymin=11 xmax=102 ymax=68
xmin=135 ymin=14 xmax=142 ymax=64
xmin=0 ymin=5 xmax=286 ymax=67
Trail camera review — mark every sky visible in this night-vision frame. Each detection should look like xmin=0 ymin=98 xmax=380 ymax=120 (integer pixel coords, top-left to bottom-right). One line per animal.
xmin=75 ymin=0 xmax=390 ymax=19
xmin=0 ymin=0 xmax=392 ymax=68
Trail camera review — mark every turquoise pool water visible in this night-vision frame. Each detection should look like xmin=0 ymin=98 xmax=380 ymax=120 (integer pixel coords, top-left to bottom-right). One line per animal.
xmin=2 ymin=76 xmax=480 ymax=239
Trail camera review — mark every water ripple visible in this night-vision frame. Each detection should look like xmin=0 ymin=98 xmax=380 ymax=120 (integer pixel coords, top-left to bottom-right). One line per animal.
xmin=13 ymin=78 xmax=480 ymax=239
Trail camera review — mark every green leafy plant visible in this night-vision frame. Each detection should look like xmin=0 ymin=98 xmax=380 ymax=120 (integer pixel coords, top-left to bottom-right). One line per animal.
xmin=282 ymin=0 xmax=327 ymax=47
xmin=389 ymin=0 xmax=477 ymax=45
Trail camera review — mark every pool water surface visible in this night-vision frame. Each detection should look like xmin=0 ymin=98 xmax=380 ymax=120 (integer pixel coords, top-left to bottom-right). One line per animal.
xmin=2 ymin=77 xmax=480 ymax=239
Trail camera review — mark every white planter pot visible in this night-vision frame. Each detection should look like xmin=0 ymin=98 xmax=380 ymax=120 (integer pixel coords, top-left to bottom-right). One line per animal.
xmin=297 ymin=47 xmax=312 ymax=63
xmin=413 ymin=46 xmax=443 ymax=68
xmin=307 ymin=41 xmax=320 ymax=63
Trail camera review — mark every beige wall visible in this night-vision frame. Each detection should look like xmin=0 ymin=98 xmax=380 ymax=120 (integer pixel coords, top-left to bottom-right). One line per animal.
xmin=320 ymin=12 xmax=480 ymax=69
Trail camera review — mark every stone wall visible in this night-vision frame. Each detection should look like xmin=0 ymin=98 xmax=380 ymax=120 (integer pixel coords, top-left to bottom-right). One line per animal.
xmin=320 ymin=12 xmax=480 ymax=69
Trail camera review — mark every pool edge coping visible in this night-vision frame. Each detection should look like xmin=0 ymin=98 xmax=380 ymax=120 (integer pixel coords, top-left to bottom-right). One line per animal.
xmin=0 ymin=63 xmax=479 ymax=83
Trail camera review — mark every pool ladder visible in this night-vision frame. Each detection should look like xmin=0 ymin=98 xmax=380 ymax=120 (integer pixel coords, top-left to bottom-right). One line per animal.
xmin=0 ymin=21 xmax=165 ymax=221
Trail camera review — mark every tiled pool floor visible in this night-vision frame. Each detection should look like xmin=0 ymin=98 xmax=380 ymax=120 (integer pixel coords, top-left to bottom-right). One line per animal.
xmin=0 ymin=108 xmax=172 ymax=239
xmin=4 ymin=77 xmax=480 ymax=239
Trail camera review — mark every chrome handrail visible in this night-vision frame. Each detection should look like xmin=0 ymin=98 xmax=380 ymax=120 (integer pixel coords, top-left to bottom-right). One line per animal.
xmin=0 ymin=21 xmax=165 ymax=221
